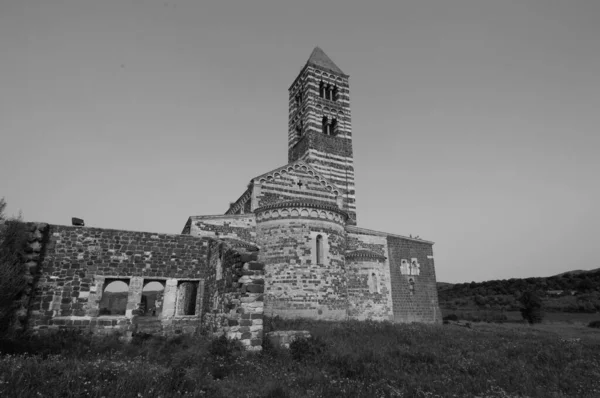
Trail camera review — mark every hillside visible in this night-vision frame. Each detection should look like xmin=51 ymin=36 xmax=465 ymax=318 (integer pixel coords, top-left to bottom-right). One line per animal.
xmin=437 ymin=268 xmax=600 ymax=313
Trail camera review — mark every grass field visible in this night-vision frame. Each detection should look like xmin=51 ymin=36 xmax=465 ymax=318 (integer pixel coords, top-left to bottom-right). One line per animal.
xmin=1 ymin=318 xmax=600 ymax=397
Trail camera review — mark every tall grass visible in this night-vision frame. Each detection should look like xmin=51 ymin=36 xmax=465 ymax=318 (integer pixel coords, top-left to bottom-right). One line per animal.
xmin=1 ymin=321 xmax=600 ymax=397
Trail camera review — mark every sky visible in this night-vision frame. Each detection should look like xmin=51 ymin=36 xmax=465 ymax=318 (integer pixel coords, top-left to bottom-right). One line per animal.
xmin=1 ymin=0 xmax=598 ymax=283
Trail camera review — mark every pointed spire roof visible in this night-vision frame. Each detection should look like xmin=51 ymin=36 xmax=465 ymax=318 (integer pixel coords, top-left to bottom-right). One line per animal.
xmin=305 ymin=46 xmax=346 ymax=76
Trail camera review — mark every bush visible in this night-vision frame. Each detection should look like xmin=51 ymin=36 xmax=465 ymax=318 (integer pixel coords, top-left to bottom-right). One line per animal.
xmin=0 ymin=199 xmax=30 ymax=335
xmin=519 ymin=291 xmax=544 ymax=324
xmin=208 ymin=334 xmax=242 ymax=358
xmin=588 ymin=320 xmax=600 ymax=328
xmin=289 ymin=336 xmax=328 ymax=362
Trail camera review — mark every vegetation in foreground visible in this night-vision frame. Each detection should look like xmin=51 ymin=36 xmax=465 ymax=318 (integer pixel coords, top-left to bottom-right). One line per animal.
xmin=0 ymin=319 xmax=600 ymax=398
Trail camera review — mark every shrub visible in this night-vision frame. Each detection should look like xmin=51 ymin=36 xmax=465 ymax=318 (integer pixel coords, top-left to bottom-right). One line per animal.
xmin=208 ymin=334 xmax=243 ymax=358
xmin=588 ymin=320 xmax=600 ymax=328
xmin=519 ymin=291 xmax=544 ymax=324
xmin=443 ymin=314 xmax=459 ymax=322
xmin=289 ymin=336 xmax=328 ymax=362
xmin=0 ymin=200 xmax=30 ymax=335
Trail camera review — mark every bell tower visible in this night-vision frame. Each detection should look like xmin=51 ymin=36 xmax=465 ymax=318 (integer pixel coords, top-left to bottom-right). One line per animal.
xmin=288 ymin=47 xmax=357 ymax=225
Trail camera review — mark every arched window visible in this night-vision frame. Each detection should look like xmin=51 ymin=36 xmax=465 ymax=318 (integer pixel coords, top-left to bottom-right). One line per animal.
xmin=141 ymin=280 xmax=165 ymax=317
xmin=99 ymin=279 xmax=129 ymax=316
xmin=369 ymin=273 xmax=379 ymax=294
xmin=319 ymin=81 xmax=325 ymax=98
xmin=332 ymin=86 xmax=338 ymax=102
xmin=325 ymin=84 xmax=332 ymax=100
xmin=322 ymin=116 xmax=328 ymax=135
xmin=316 ymin=235 xmax=324 ymax=265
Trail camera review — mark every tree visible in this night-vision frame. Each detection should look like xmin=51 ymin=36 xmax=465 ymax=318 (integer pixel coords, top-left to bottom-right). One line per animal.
xmin=519 ymin=291 xmax=544 ymax=324
xmin=0 ymin=198 xmax=29 ymax=334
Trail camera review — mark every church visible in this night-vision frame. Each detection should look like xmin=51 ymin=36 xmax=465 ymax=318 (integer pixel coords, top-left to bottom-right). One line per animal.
xmin=10 ymin=48 xmax=440 ymax=345
xmin=182 ymin=47 xmax=441 ymax=323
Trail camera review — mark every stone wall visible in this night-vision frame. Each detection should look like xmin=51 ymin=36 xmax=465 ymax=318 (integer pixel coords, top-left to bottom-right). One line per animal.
xmin=28 ymin=225 xmax=211 ymax=335
xmin=346 ymin=253 xmax=393 ymax=321
xmin=256 ymin=201 xmax=347 ymax=320
xmin=386 ymin=236 xmax=441 ymax=323
xmin=203 ymin=241 xmax=264 ymax=350
xmin=345 ymin=229 xmax=393 ymax=321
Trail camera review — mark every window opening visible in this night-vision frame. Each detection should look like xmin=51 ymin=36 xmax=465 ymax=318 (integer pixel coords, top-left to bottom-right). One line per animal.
xmin=322 ymin=116 xmax=328 ymax=135
xmin=176 ymin=281 xmax=199 ymax=316
xmin=319 ymin=81 xmax=325 ymax=98
xmin=370 ymin=273 xmax=380 ymax=294
xmin=333 ymin=86 xmax=338 ymax=101
xmin=140 ymin=280 xmax=165 ymax=317
xmin=409 ymin=278 xmax=415 ymax=295
xmin=316 ymin=235 xmax=324 ymax=265
xmin=99 ymin=279 xmax=129 ymax=316
xmin=330 ymin=118 xmax=337 ymax=136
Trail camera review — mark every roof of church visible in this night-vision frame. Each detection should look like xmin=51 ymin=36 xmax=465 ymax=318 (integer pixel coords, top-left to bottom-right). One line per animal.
xmin=306 ymin=47 xmax=346 ymax=76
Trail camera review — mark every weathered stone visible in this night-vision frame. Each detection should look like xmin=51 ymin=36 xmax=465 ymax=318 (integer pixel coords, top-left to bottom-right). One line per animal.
xmin=246 ymin=284 xmax=264 ymax=294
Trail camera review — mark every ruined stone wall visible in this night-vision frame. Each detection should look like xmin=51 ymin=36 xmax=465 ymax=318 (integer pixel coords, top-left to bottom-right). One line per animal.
xmin=256 ymin=202 xmax=347 ymax=320
xmin=345 ymin=230 xmax=393 ymax=321
xmin=185 ymin=214 xmax=256 ymax=243
xmin=0 ymin=222 xmax=49 ymax=334
xmin=28 ymin=225 xmax=210 ymax=335
xmin=203 ymin=241 xmax=264 ymax=350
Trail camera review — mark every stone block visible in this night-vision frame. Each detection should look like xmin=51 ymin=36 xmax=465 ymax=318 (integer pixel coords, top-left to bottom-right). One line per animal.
xmin=246 ymin=284 xmax=264 ymax=294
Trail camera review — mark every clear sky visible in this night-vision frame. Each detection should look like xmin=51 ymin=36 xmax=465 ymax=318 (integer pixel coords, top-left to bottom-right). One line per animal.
xmin=1 ymin=0 xmax=598 ymax=283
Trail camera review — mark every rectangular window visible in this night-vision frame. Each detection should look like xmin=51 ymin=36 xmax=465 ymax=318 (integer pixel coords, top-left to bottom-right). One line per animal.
xmin=176 ymin=280 xmax=200 ymax=316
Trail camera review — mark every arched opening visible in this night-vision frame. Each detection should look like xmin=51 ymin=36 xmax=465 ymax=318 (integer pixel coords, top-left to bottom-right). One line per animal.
xmin=322 ymin=116 xmax=329 ymax=135
xmin=316 ymin=235 xmax=324 ymax=265
xmin=140 ymin=280 xmax=165 ymax=317
xmin=176 ymin=281 xmax=199 ymax=316
xmin=319 ymin=81 xmax=325 ymax=98
xmin=99 ymin=279 xmax=129 ymax=316
xmin=332 ymin=86 xmax=338 ymax=101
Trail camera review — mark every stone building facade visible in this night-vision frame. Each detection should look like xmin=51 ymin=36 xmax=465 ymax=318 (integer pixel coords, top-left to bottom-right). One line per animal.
xmin=183 ymin=47 xmax=441 ymax=323
xmin=9 ymin=47 xmax=440 ymax=347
